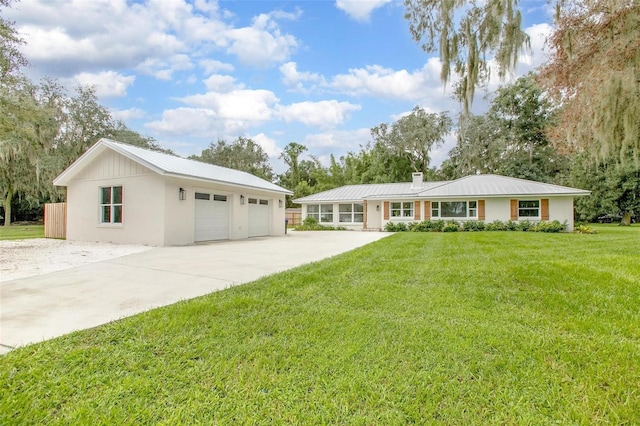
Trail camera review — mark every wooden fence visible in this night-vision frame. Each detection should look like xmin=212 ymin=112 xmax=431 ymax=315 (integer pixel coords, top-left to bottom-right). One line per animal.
xmin=44 ymin=202 xmax=67 ymax=239
xmin=285 ymin=208 xmax=302 ymax=227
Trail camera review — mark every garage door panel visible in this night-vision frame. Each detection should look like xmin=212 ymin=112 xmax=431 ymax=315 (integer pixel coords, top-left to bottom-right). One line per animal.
xmin=194 ymin=192 xmax=229 ymax=241
xmin=248 ymin=198 xmax=270 ymax=237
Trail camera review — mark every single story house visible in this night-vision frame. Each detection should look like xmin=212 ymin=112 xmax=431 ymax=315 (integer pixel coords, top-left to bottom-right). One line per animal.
xmin=53 ymin=138 xmax=292 ymax=246
xmin=294 ymin=172 xmax=590 ymax=231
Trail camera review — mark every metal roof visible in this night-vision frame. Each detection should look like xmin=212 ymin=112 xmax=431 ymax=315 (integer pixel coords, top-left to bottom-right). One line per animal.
xmin=54 ymin=138 xmax=292 ymax=195
xmin=418 ymin=174 xmax=590 ymax=198
xmin=293 ymin=181 xmax=447 ymax=202
xmin=294 ymin=174 xmax=589 ymax=203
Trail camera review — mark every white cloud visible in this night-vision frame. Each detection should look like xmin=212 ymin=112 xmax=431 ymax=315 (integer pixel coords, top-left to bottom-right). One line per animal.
xmin=203 ymin=74 xmax=243 ymax=92
xmin=276 ymin=100 xmax=361 ymax=128
xmin=280 ymin=61 xmax=326 ymax=93
xmin=520 ymin=23 xmax=553 ymax=68
xmin=335 ymin=0 xmax=392 ymax=22
xmin=226 ymin=13 xmax=298 ymax=67
xmin=68 ymin=70 xmax=135 ymax=97
xmin=302 ymin=128 xmax=371 ymax=154
xmin=7 ymin=0 xmax=298 ymax=78
xmin=328 ymin=60 xmax=444 ymax=100
xmin=112 ymin=107 xmax=146 ymax=122
xmin=180 ymin=89 xmax=279 ymax=123
xmin=251 ymin=133 xmax=282 ymax=158
xmin=199 ymin=59 xmax=235 ymax=75
xmin=136 ymin=54 xmax=194 ymax=80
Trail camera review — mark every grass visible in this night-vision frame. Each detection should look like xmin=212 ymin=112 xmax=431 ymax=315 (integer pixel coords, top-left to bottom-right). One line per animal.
xmin=1 ymin=225 xmax=639 ymax=424
xmin=0 ymin=224 xmax=44 ymax=240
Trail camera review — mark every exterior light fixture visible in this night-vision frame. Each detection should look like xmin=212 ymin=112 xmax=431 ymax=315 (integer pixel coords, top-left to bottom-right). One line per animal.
xmin=240 ymin=195 xmax=245 ymax=205
xmin=179 ymin=187 xmax=186 ymax=201
xmin=279 ymin=199 xmax=283 ymax=208
xmin=376 ymin=205 xmax=380 ymax=211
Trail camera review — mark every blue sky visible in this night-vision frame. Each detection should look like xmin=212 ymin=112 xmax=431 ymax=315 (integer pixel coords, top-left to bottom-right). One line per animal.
xmin=7 ymin=0 xmax=552 ymax=174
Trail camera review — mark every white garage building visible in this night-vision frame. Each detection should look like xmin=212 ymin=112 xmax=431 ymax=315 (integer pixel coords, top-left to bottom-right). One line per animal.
xmin=53 ymin=138 xmax=292 ymax=246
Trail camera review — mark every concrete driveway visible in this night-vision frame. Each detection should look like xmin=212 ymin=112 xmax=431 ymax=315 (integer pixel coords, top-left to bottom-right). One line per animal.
xmin=0 ymin=231 xmax=389 ymax=353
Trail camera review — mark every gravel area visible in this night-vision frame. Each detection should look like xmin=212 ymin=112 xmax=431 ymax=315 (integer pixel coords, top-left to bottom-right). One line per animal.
xmin=0 ymin=239 xmax=153 ymax=282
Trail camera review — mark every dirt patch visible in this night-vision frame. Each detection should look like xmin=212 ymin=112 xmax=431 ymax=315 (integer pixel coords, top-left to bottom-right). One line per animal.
xmin=0 ymin=239 xmax=153 ymax=282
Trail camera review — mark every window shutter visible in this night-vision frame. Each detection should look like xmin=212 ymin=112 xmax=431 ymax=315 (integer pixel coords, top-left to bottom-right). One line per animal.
xmin=541 ymin=199 xmax=549 ymax=220
xmin=424 ymin=201 xmax=431 ymax=220
xmin=414 ymin=201 xmax=420 ymax=220
xmin=383 ymin=201 xmax=389 ymax=220
xmin=478 ymin=199 xmax=485 ymax=220
xmin=510 ymin=200 xmax=518 ymax=220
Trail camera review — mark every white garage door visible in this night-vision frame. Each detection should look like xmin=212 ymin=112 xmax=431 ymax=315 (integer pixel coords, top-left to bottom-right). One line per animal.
xmin=194 ymin=193 xmax=230 ymax=241
xmin=248 ymin=198 xmax=270 ymax=237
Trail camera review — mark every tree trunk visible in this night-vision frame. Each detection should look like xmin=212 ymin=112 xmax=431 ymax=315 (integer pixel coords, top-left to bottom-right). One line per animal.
xmin=3 ymin=188 xmax=13 ymax=226
xmin=619 ymin=212 xmax=632 ymax=226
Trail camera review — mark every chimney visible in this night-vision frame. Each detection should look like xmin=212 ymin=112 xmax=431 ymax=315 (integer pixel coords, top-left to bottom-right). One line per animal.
xmin=411 ymin=172 xmax=423 ymax=189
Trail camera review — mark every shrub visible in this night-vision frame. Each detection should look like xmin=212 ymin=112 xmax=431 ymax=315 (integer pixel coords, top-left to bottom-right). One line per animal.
xmin=506 ymin=220 xmax=518 ymax=231
xmin=430 ymin=220 xmax=445 ymax=232
xmin=529 ymin=220 xmax=567 ymax=233
xmin=574 ymin=224 xmax=598 ymax=234
xmin=384 ymin=222 xmax=409 ymax=232
xmin=517 ymin=220 xmax=533 ymax=231
xmin=296 ymin=216 xmax=346 ymax=231
xmin=462 ymin=220 xmax=485 ymax=232
xmin=443 ymin=220 xmax=460 ymax=232
xmin=485 ymin=220 xmax=507 ymax=231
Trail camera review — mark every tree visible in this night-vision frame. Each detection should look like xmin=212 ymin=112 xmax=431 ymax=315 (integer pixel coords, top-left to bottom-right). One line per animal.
xmin=278 ymin=142 xmax=307 ymax=199
xmin=570 ymin=153 xmax=640 ymax=225
xmin=0 ymin=79 xmax=65 ymax=225
xmin=371 ymin=107 xmax=452 ymax=174
xmin=190 ymin=137 xmax=274 ymax=181
xmin=448 ymin=74 xmax=568 ymax=183
xmin=0 ymin=0 xmax=28 ymax=80
xmin=540 ymin=0 xmax=640 ymax=163
xmin=404 ymin=0 xmax=530 ymax=113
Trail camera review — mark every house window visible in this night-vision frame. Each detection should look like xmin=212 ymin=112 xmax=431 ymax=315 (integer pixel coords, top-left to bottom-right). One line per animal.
xmin=248 ymin=198 xmax=258 ymax=204
xmin=431 ymin=201 xmax=439 ymax=218
xmin=339 ymin=203 xmax=364 ymax=223
xmin=391 ymin=202 xmax=413 ymax=218
xmin=518 ymin=200 xmax=540 ymax=218
xmin=307 ymin=204 xmax=334 ymax=223
xmin=431 ymin=201 xmax=478 ymax=218
xmin=100 ymin=186 xmax=123 ymax=224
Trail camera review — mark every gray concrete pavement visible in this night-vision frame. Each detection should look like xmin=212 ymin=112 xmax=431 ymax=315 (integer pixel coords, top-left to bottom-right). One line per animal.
xmin=0 ymin=231 xmax=389 ymax=353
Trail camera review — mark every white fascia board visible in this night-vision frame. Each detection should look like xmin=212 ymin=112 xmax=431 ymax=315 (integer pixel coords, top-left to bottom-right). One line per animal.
xmin=165 ymin=173 xmax=293 ymax=195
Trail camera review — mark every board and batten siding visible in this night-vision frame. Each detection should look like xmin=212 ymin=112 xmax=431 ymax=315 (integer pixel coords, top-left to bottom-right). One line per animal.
xmin=74 ymin=150 xmax=152 ymax=180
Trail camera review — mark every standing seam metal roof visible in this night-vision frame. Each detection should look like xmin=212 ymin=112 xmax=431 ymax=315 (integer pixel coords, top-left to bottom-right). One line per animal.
xmin=55 ymin=138 xmax=292 ymax=195
xmin=293 ymin=174 xmax=589 ymax=203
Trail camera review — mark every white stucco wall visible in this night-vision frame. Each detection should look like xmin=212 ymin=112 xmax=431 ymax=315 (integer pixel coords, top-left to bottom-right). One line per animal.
xmin=301 ymin=196 xmax=577 ymax=232
xmin=66 ymin=173 xmax=166 ymax=246
xmin=64 ymin=150 xmax=288 ymax=245
xmin=549 ymin=197 xmax=575 ymax=231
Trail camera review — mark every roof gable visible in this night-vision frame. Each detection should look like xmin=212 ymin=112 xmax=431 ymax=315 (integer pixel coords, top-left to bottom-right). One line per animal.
xmin=53 ymin=138 xmax=292 ymax=195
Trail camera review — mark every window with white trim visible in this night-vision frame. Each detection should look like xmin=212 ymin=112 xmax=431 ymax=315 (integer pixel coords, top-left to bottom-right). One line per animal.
xmin=391 ymin=202 xmax=413 ymax=218
xmin=518 ymin=200 xmax=540 ymax=218
xmin=100 ymin=186 xmax=123 ymax=224
xmin=431 ymin=201 xmax=478 ymax=218
xmin=339 ymin=203 xmax=364 ymax=223
xmin=307 ymin=204 xmax=334 ymax=223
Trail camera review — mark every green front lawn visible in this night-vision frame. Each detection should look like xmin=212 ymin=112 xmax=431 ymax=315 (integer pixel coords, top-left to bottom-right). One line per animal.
xmin=0 ymin=224 xmax=44 ymax=240
xmin=1 ymin=226 xmax=639 ymax=424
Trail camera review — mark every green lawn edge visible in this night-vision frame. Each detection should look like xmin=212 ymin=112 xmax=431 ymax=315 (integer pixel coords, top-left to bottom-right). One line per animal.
xmin=1 ymin=225 xmax=639 ymax=424
xmin=0 ymin=225 xmax=45 ymax=240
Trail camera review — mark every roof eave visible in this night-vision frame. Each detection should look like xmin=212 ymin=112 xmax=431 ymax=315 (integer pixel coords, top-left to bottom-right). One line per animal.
xmin=165 ymin=172 xmax=292 ymax=195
